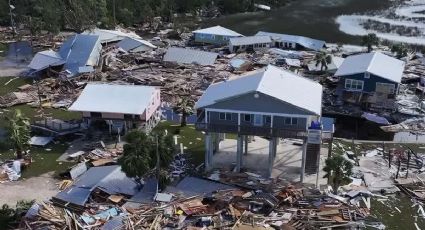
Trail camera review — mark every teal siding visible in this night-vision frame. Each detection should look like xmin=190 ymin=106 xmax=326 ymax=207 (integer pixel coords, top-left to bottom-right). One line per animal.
xmin=194 ymin=33 xmax=232 ymax=45
xmin=339 ymin=73 xmax=399 ymax=93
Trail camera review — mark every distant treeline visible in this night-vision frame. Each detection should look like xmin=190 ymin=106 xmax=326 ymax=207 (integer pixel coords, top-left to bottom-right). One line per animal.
xmin=0 ymin=0 xmax=291 ymax=33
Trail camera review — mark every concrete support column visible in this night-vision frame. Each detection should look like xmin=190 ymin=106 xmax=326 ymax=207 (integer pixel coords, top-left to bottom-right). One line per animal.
xmin=267 ymin=137 xmax=277 ymax=178
xmin=244 ymin=135 xmax=248 ymax=155
xmin=236 ymin=135 xmax=243 ymax=172
xmin=300 ymin=140 xmax=307 ymax=183
xmin=204 ymin=133 xmax=212 ymax=171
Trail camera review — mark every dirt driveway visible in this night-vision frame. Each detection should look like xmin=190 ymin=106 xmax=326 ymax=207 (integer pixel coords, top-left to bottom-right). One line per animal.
xmin=0 ymin=172 xmax=59 ymax=206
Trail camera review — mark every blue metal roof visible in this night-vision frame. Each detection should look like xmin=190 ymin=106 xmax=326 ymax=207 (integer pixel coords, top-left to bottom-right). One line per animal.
xmin=59 ymin=34 xmax=101 ymax=77
xmin=165 ymin=176 xmax=235 ymax=197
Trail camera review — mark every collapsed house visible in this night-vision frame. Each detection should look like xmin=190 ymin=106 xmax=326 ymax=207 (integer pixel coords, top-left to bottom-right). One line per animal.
xmin=256 ymin=31 xmax=326 ymax=51
xmin=28 ymin=34 xmax=102 ymax=77
xmin=195 ymin=65 xmax=323 ymax=178
xmin=68 ymin=83 xmax=161 ymax=132
xmin=192 ymin=25 xmax=243 ymax=45
xmin=229 ymin=35 xmax=272 ymax=53
xmin=163 ymin=47 xmax=218 ymax=66
xmin=335 ymin=52 xmax=405 ymax=110
xmin=52 ymin=165 xmax=138 ymax=211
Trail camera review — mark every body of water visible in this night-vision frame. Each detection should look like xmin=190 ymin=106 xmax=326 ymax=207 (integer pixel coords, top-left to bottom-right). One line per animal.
xmin=204 ymin=0 xmax=395 ymax=44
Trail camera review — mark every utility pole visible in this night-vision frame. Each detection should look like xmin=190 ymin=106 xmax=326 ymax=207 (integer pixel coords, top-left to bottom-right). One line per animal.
xmin=112 ymin=0 xmax=116 ymax=26
xmin=155 ymin=135 xmax=160 ymax=181
xmin=9 ymin=0 xmax=16 ymax=36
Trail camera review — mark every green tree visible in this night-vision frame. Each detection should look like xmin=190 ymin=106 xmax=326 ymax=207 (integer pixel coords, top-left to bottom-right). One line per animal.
xmin=391 ymin=43 xmax=409 ymax=59
xmin=118 ymin=130 xmax=175 ymax=187
xmin=8 ymin=110 xmax=30 ymax=159
xmin=173 ymin=97 xmax=194 ymax=127
xmin=314 ymin=51 xmax=332 ymax=71
xmin=362 ymin=33 xmax=379 ymax=52
xmin=323 ymin=154 xmax=353 ymax=194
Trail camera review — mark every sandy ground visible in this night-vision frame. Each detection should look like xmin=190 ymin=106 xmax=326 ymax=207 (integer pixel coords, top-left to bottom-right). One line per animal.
xmin=0 ymin=172 xmax=59 ymax=206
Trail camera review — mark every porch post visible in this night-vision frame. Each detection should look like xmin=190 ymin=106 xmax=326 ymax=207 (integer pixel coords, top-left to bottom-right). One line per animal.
xmin=236 ymin=135 xmax=243 ymax=172
xmin=300 ymin=139 xmax=307 ymax=183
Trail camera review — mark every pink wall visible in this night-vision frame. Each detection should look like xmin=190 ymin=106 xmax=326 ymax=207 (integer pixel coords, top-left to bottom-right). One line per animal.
xmin=144 ymin=89 xmax=161 ymax=121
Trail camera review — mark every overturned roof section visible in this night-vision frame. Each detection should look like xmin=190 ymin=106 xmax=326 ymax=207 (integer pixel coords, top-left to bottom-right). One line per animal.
xmin=28 ymin=50 xmax=65 ymax=71
xmin=193 ymin=25 xmax=243 ymax=37
xmin=69 ymin=84 xmax=157 ymax=115
xmin=335 ymin=52 xmax=405 ymax=83
xmin=116 ymin=37 xmax=157 ymax=52
xmin=83 ymin=28 xmax=141 ymax=43
xmin=195 ymin=65 xmax=323 ymax=115
xmin=59 ymin=34 xmax=102 ymax=77
xmin=165 ymin=176 xmax=235 ymax=197
xmin=54 ymin=165 xmax=138 ymax=207
xmin=163 ymin=47 xmax=218 ymax=66
xmin=256 ymin=31 xmax=325 ymax=51
xmin=229 ymin=35 xmax=271 ymax=46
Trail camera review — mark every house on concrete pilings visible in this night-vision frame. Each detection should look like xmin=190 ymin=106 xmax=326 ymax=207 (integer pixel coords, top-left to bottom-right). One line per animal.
xmin=229 ymin=36 xmax=272 ymax=53
xmin=69 ymin=84 xmax=161 ymax=133
xmin=192 ymin=26 xmax=243 ymax=46
xmin=256 ymin=31 xmax=325 ymax=51
xmin=335 ymin=52 xmax=405 ymax=110
xmin=194 ymin=65 xmax=323 ymax=179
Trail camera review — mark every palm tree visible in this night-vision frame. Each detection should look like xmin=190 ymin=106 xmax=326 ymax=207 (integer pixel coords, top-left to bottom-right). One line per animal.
xmin=173 ymin=97 xmax=194 ymax=127
xmin=323 ymin=154 xmax=353 ymax=194
xmin=314 ymin=51 xmax=332 ymax=71
xmin=8 ymin=110 xmax=31 ymax=159
xmin=118 ymin=130 xmax=175 ymax=187
xmin=391 ymin=43 xmax=409 ymax=59
xmin=362 ymin=33 xmax=379 ymax=52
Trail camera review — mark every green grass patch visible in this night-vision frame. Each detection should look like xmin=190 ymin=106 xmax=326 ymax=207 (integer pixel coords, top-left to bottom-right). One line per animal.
xmin=0 ymin=142 xmax=74 ymax=178
xmin=0 ymin=42 xmax=8 ymax=58
xmin=0 ymin=77 xmax=31 ymax=96
xmin=154 ymin=121 xmax=205 ymax=166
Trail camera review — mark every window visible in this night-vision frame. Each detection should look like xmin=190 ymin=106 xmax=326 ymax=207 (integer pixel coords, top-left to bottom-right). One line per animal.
xmin=244 ymin=114 xmax=251 ymax=122
xmin=253 ymin=114 xmax=263 ymax=126
xmin=364 ymin=72 xmax=370 ymax=79
xmin=265 ymin=115 xmax=271 ymax=123
xmin=219 ymin=112 xmax=232 ymax=121
xmin=345 ymin=79 xmax=364 ymax=91
xmin=284 ymin=117 xmax=298 ymax=125
xmin=376 ymin=82 xmax=396 ymax=94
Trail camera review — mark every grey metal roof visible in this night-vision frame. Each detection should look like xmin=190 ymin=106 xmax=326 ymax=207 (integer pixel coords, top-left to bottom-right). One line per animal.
xmin=123 ymin=178 xmax=158 ymax=209
xmin=83 ymin=28 xmax=142 ymax=43
xmin=334 ymin=52 xmax=405 ymax=83
xmin=229 ymin=36 xmax=271 ymax=46
xmin=256 ymin=31 xmax=326 ymax=51
xmin=116 ymin=37 xmax=156 ymax=52
xmin=163 ymin=47 xmax=218 ymax=66
xmin=193 ymin=25 xmax=243 ymax=37
xmin=69 ymin=83 xmax=157 ymax=115
xmin=54 ymin=165 xmax=138 ymax=206
xmin=165 ymin=176 xmax=235 ymax=197
xmin=28 ymin=50 xmax=65 ymax=71
xmin=59 ymin=34 xmax=102 ymax=77
xmin=195 ymin=65 xmax=323 ymax=115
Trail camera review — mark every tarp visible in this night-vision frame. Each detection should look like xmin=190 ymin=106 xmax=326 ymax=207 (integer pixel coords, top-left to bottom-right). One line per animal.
xmin=361 ymin=112 xmax=391 ymax=125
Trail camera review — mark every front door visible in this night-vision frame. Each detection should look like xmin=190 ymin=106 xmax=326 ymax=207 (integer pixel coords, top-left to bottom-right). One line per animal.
xmin=253 ymin=114 xmax=263 ymax=126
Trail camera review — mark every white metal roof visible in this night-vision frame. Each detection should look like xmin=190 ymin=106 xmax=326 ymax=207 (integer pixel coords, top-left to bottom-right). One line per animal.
xmin=195 ymin=65 xmax=323 ymax=115
xmin=229 ymin=36 xmax=271 ymax=46
xmin=83 ymin=28 xmax=141 ymax=43
xmin=193 ymin=25 xmax=243 ymax=37
xmin=334 ymin=52 xmax=405 ymax=83
xmin=69 ymin=84 xmax=157 ymax=115
xmin=256 ymin=31 xmax=326 ymax=51
xmin=163 ymin=47 xmax=218 ymax=66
